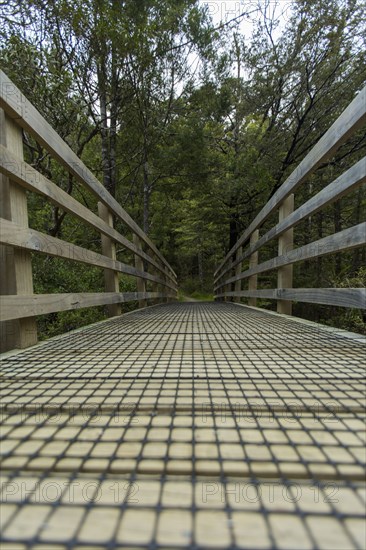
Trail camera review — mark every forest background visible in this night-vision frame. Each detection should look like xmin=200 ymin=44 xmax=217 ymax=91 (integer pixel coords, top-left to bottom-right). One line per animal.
xmin=1 ymin=0 xmax=365 ymax=336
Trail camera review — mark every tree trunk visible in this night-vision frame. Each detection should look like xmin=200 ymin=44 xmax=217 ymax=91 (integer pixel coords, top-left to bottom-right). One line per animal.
xmin=109 ymin=49 xmax=118 ymax=198
xmin=143 ymin=149 xmax=150 ymax=234
xmin=333 ymin=200 xmax=342 ymax=276
xmin=229 ymin=212 xmax=239 ymax=250
xmin=352 ymin=186 xmax=362 ymax=275
xmin=228 ymin=34 xmax=242 ymax=252
xmin=198 ymin=246 xmax=204 ymax=290
xmin=316 ymin=210 xmax=323 ymax=286
xmin=98 ymin=64 xmax=112 ymax=195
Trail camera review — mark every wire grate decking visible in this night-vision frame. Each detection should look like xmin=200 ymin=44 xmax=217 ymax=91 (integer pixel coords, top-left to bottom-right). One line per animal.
xmin=0 ymin=303 xmax=365 ymax=549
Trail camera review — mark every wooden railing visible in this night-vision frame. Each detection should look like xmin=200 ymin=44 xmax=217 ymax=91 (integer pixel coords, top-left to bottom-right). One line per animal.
xmin=0 ymin=71 xmax=178 ymax=350
xmin=214 ymin=86 xmax=366 ymax=313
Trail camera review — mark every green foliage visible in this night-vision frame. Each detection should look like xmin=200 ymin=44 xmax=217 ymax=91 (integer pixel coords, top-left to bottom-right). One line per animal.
xmin=1 ymin=0 xmax=364 ymax=336
xmin=330 ymin=267 xmax=366 ymax=290
xmin=292 ymin=267 xmax=366 ymax=335
xmin=190 ymin=291 xmax=213 ymax=301
xmin=177 ymin=290 xmax=213 ymax=302
xmin=37 ymin=308 xmax=107 ymax=340
xmin=324 ymin=267 xmax=366 ymax=334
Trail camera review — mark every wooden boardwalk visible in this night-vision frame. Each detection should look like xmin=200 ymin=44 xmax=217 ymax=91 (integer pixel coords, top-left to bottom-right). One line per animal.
xmin=1 ymin=302 xmax=365 ymax=549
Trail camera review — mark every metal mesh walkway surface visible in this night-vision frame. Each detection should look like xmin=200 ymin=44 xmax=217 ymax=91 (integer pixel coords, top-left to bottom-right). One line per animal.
xmin=0 ymin=302 xmax=365 ymax=549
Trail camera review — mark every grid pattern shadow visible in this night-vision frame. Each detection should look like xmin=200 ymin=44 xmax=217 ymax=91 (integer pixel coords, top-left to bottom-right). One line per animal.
xmin=1 ymin=302 xmax=365 ymax=549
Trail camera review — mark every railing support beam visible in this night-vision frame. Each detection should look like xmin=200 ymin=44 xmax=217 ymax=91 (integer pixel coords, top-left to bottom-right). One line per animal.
xmin=98 ymin=202 xmax=121 ymax=317
xmin=164 ymin=272 xmax=171 ymax=303
xmin=151 ymin=256 xmax=161 ymax=305
xmin=277 ymin=194 xmax=294 ymax=314
xmin=248 ymin=230 xmax=259 ymax=307
xmin=0 ymin=110 xmax=37 ymax=350
xmin=234 ymin=247 xmax=242 ymax=303
xmin=133 ymin=235 xmax=147 ymax=308
xmin=225 ymin=259 xmax=233 ymax=301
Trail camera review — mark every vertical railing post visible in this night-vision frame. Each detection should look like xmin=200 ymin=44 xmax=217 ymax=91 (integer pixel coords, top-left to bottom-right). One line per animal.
xmin=248 ymin=230 xmax=259 ymax=307
xmin=0 ymin=110 xmax=38 ymax=350
xmin=133 ymin=235 xmax=147 ymax=308
xmin=217 ymin=270 xmax=224 ymax=301
xmin=165 ymin=271 xmax=171 ymax=303
xmin=225 ymin=258 xmax=233 ymax=301
xmin=151 ymin=256 xmax=160 ymax=304
xmin=162 ymin=265 xmax=170 ymax=303
xmin=234 ymin=247 xmax=242 ymax=303
xmin=170 ymin=274 xmax=176 ymax=302
xmin=158 ymin=262 xmax=168 ymax=303
xmin=277 ymin=194 xmax=294 ymax=314
xmin=214 ymin=270 xmax=219 ymax=301
xmin=98 ymin=202 xmax=121 ymax=317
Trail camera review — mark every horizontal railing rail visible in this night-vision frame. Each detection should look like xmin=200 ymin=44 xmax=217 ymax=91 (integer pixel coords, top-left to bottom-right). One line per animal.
xmin=214 ymin=86 xmax=366 ymax=313
xmin=0 ymin=71 xmax=178 ymax=350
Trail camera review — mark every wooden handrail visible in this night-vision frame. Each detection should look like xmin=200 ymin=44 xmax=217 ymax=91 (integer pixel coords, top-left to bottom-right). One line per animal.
xmin=215 ymin=87 xmax=366 ymax=278
xmin=0 ymin=72 xmax=178 ymax=350
xmin=223 ymin=159 xmax=366 ymax=276
xmin=215 ymin=223 xmax=366 ymax=289
xmin=215 ymin=289 xmax=366 ymax=309
xmin=0 ymin=70 xmax=177 ymax=280
xmin=214 ymin=86 xmax=366 ymax=312
xmin=0 ymin=219 xmax=177 ymax=291
xmin=0 ymin=292 xmax=169 ymax=321
xmin=0 ymin=144 xmax=175 ymax=280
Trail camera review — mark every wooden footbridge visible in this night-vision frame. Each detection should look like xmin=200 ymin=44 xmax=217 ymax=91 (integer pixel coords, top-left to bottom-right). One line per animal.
xmin=0 ymin=72 xmax=365 ymax=549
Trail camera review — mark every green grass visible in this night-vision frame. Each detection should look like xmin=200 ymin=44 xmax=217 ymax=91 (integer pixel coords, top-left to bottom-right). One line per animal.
xmin=178 ymin=290 xmax=214 ymax=301
xmin=191 ymin=291 xmax=213 ymax=301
